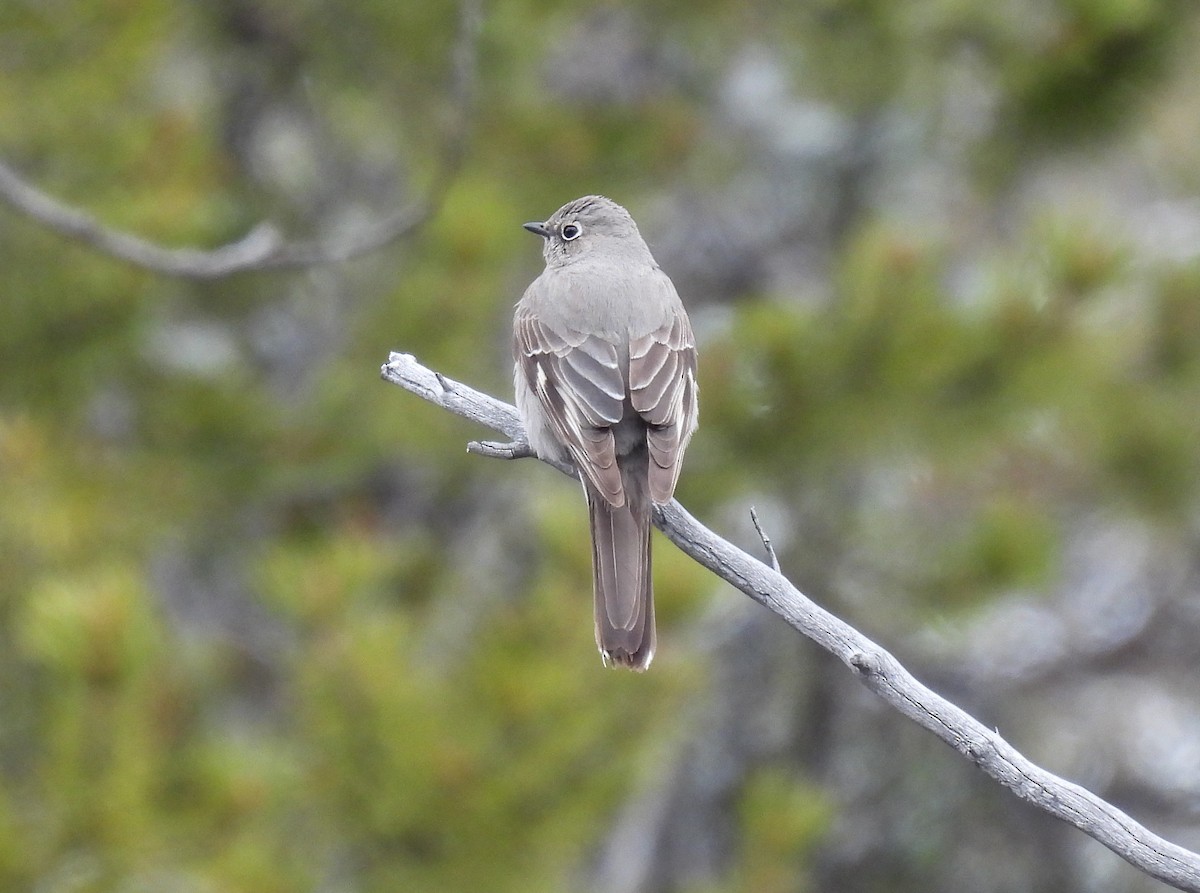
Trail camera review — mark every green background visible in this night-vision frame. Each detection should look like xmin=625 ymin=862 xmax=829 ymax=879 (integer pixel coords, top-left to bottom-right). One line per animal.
xmin=2 ymin=1 xmax=1200 ymax=891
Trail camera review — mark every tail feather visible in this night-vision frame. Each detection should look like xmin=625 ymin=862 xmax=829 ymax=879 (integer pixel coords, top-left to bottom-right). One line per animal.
xmin=587 ymin=486 xmax=655 ymax=671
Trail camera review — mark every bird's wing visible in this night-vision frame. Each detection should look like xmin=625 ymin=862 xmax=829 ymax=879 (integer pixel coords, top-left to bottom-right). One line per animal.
xmin=515 ymin=303 xmax=628 ymax=506
xmin=629 ymin=295 xmax=698 ymax=505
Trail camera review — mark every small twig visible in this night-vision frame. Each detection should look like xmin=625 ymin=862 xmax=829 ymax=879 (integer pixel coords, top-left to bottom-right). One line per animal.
xmin=749 ymin=506 xmax=781 ymax=572
xmin=380 ymin=349 xmax=1200 ymax=893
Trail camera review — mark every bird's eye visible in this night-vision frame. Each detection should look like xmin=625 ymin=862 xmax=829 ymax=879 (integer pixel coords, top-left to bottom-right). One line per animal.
xmin=561 ymin=222 xmax=582 ymax=241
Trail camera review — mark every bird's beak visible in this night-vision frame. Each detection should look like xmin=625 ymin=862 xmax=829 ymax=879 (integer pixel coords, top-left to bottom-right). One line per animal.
xmin=523 ymin=221 xmax=551 ymax=239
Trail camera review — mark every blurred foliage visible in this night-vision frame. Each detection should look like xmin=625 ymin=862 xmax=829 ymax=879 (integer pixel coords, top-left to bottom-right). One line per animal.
xmin=729 ymin=768 xmax=831 ymax=893
xmin=1 ymin=0 xmax=1199 ymax=891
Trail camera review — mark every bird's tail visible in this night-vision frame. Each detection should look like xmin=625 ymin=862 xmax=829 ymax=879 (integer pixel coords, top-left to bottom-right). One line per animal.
xmin=587 ymin=485 xmax=655 ymax=671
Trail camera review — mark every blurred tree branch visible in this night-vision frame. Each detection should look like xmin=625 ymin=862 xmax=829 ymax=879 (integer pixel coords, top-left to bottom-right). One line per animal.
xmin=380 ymin=350 xmax=1200 ymax=893
xmin=0 ymin=0 xmax=482 ymax=280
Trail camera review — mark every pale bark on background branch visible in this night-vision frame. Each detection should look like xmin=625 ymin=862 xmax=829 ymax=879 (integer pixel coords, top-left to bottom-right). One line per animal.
xmin=380 ymin=350 xmax=1200 ymax=893
xmin=0 ymin=154 xmax=429 ymax=278
xmin=0 ymin=157 xmax=431 ymax=278
xmin=0 ymin=0 xmax=482 ymax=280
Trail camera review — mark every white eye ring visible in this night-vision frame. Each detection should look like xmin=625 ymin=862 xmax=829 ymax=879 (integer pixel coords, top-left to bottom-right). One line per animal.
xmin=561 ymin=222 xmax=582 ymax=241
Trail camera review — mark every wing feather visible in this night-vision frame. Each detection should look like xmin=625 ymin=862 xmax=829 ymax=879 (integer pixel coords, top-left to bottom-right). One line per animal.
xmin=516 ymin=303 xmax=628 ymax=506
xmin=517 ymin=270 xmax=698 ymax=509
xmin=630 ymin=302 xmax=698 ymax=504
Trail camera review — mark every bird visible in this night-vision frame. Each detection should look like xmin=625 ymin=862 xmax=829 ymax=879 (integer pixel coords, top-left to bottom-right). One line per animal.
xmin=513 ymin=195 xmax=698 ymax=670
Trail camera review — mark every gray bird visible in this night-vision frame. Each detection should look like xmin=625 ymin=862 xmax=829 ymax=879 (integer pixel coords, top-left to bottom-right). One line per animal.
xmin=515 ymin=195 xmax=698 ymax=670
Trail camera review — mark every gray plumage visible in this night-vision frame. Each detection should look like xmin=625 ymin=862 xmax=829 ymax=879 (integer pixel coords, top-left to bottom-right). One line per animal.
xmin=514 ymin=195 xmax=698 ymax=670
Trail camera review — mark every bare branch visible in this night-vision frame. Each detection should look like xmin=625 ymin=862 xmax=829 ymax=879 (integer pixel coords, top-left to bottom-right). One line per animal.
xmin=0 ymin=156 xmax=437 ymax=278
xmin=379 ymin=350 xmax=1200 ymax=893
xmin=467 ymin=440 xmax=537 ymax=461
xmin=0 ymin=159 xmax=430 ymax=279
xmin=0 ymin=159 xmax=269 ymax=278
xmin=382 ymin=352 xmax=523 ymax=441
xmin=0 ymin=0 xmax=482 ymax=280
